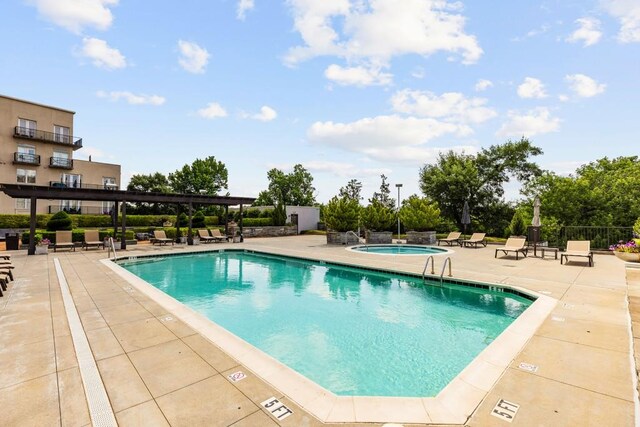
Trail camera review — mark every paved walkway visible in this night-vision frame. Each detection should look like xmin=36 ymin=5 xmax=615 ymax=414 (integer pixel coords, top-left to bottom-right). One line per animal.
xmin=0 ymin=236 xmax=636 ymax=426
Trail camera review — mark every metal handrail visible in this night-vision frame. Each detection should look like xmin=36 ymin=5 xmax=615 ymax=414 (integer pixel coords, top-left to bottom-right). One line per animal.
xmin=107 ymin=237 xmax=117 ymax=260
xmin=49 ymin=156 xmax=73 ymax=169
xmin=440 ymin=257 xmax=452 ymax=282
xmin=13 ymin=152 xmax=41 ymax=165
xmin=345 ymin=230 xmax=362 ymax=245
xmin=422 ymin=255 xmax=435 ymax=280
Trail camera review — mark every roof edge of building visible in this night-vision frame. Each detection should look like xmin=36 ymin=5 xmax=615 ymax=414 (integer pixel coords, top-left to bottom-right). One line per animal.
xmin=0 ymin=94 xmax=76 ymax=115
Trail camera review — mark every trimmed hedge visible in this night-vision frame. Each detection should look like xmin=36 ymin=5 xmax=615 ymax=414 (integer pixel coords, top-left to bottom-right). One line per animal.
xmin=0 ymin=214 xmax=220 ymax=229
xmin=242 ymin=218 xmax=273 ymax=227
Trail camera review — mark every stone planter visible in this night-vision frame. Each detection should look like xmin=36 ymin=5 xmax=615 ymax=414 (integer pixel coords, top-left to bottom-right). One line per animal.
xmin=405 ymin=231 xmax=436 ymax=245
xmin=365 ymin=231 xmax=392 ymax=244
xmin=613 ymin=251 xmax=640 ymax=262
xmin=35 ymin=245 xmax=48 ymax=255
xmin=326 ymin=231 xmax=360 ymax=245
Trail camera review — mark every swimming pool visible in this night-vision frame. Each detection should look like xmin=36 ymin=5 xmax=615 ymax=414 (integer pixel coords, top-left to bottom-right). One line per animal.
xmin=349 ymin=244 xmax=450 ymax=255
xmin=119 ymin=250 xmax=532 ymax=398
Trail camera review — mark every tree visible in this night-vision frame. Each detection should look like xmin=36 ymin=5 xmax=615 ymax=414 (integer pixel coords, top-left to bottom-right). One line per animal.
xmin=323 ymin=196 xmax=361 ymax=232
xmin=254 ymin=164 xmax=316 ymax=207
xmin=369 ymin=174 xmax=395 ymax=209
xmin=362 ymin=199 xmax=395 ymax=231
xmin=127 ymin=172 xmax=172 ymax=214
xmin=339 ymin=179 xmax=363 ymax=203
xmin=419 ymin=138 xmax=542 ymax=231
xmin=508 ymin=211 xmax=527 ymax=236
xmin=168 ymin=156 xmax=228 ymax=195
xmin=398 ymin=195 xmax=440 ymax=231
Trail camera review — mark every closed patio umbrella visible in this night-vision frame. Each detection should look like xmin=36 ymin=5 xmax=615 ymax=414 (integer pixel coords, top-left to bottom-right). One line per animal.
xmin=461 ymin=201 xmax=471 ymax=238
xmin=532 ymin=197 xmax=541 ymax=227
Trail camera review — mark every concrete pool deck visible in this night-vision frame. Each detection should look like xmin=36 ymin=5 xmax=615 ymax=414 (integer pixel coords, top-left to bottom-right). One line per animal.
xmin=0 ymin=235 xmax=636 ymax=426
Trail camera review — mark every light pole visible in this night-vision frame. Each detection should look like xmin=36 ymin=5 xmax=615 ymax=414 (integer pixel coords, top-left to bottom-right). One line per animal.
xmin=395 ymin=183 xmax=403 ymax=241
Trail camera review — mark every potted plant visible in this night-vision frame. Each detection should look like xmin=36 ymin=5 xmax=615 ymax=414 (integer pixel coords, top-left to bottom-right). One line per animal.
xmin=398 ymin=195 xmax=441 ymax=244
xmin=362 ymin=199 xmax=394 ymax=244
xmin=34 ymin=234 xmax=50 ymax=255
xmin=610 ymin=240 xmax=640 ymax=262
xmin=323 ymin=196 xmax=361 ymax=244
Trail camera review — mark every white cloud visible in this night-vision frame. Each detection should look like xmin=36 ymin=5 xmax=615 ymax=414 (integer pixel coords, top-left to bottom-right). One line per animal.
xmin=79 ymin=37 xmax=126 ymax=69
xmin=601 ymin=0 xmax=640 ymax=43
xmin=284 ymin=160 xmax=392 ymax=178
xmin=285 ymin=0 xmax=482 ymax=68
xmin=496 ymin=108 xmax=560 ymax=137
xmin=474 ymin=79 xmax=493 ymax=91
xmin=178 ymin=40 xmax=210 ymax=74
xmin=324 ymin=64 xmax=392 ymax=86
xmin=237 ymin=0 xmax=255 ymax=20
xmin=96 ymin=91 xmax=165 ymax=105
xmin=558 ymin=94 xmax=570 ymax=102
xmin=391 ymin=89 xmax=497 ymax=124
xmin=197 ymin=102 xmax=228 ymax=119
xmin=566 ymin=17 xmax=602 ymax=46
xmin=307 ymin=115 xmax=475 ymax=164
xmin=29 ymin=0 xmax=118 ymax=34
xmin=517 ymin=77 xmax=547 ymax=99
xmin=565 ymin=73 xmax=606 ymax=97
xmin=252 ymin=106 xmax=278 ymax=122
xmin=411 ymin=67 xmax=426 ymax=79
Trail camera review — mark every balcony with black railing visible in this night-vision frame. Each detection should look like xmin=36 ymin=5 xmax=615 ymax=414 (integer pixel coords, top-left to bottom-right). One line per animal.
xmin=14 ymin=126 xmax=83 ymax=150
xmin=49 ymin=181 xmax=119 ymax=190
xmin=49 ymin=156 xmax=73 ymax=169
xmin=13 ymin=152 xmax=41 ymax=166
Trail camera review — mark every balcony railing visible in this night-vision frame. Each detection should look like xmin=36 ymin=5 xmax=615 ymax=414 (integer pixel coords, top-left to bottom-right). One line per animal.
xmin=49 ymin=157 xmax=73 ymax=169
xmin=558 ymin=226 xmax=634 ymax=250
xmin=49 ymin=181 xmax=119 ymax=190
xmin=14 ymin=126 xmax=83 ymax=150
xmin=13 ymin=152 xmax=41 ymax=165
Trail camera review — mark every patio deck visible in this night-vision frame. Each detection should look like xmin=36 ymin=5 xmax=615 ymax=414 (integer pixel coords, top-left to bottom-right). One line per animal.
xmin=0 ymin=235 xmax=636 ymax=426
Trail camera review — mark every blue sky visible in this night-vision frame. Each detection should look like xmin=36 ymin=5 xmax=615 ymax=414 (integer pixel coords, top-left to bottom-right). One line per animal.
xmin=1 ymin=0 xmax=638 ymax=203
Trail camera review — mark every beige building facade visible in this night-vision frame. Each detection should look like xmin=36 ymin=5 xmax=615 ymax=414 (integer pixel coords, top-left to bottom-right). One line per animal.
xmin=0 ymin=94 xmax=121 ymax=214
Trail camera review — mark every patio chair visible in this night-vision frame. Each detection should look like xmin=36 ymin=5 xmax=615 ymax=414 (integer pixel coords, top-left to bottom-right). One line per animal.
xmin=437 ymin=232 xmax=462 ymax=246
xmin=495 ymin=237 xmax=528 ymax=260
xmin=151 ymin=230 xmax=174 ymax=246
xmin=83 ymin=230 xmax=104 ymax=250
xmin=54 ymin=231 xmax=75 ymax=252
xmin=209 ymin=229 xmax=227 ymax=242
xmin=561 ymin=240 xmax=593 ymax=267
xmin=198 ymin=229 xmax=216 ymax=243
xmin=461 ymin=233 xmax=487 ymax=248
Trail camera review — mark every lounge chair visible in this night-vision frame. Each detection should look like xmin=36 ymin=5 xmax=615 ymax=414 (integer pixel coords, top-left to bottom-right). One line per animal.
xmin=495 ymin=237 xmax=528 ymax=260
xmin=54 ymin=231 xmax=75 ymax=252
xmin=198 ymin=229 xmax=216 ymax=243
xmin=461 ymin=233 xmax=487 ymax=248
xmin=83 ymin=230 xmax=104 ymax=250
xmin=437 ymin=232 xmax=462 ymax=246
xmin=561 ymin=240 xmax=593 ymax=267
xmin=209 ymin=229 xmax=227 ymax=242
xmin=151 ymin=230 xmax=174 ymax=246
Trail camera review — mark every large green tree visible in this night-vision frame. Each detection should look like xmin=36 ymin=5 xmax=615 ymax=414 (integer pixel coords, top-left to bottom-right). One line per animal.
xmin=419 ymin=138 xmax=542 ymax=233
xmin=168 ymin=156 xmax=228 ymax=195
xmin=369 ymin=174 xmax=395 ymax=209
xmin=254 ymin=164 xmax=316 ymax=206
xmin=126 ymin=172 xmax=172 ymax=214
xmin=339 ymin=179 xmax=363 ymax=203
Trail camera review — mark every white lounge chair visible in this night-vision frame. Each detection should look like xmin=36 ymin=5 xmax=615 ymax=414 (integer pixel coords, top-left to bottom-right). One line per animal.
xmin=495 ymin=237 xmax=528 ymax=260
xmin=461 ymin=233 xmax=487 ymax=248
xmin=437 ymin=232 xmax=462 ymax=246
xmin=561 ymin=240 xmax=593 ymax=267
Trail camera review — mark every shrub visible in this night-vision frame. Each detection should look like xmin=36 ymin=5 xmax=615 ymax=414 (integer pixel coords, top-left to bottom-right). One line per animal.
xmin=192 ymin=211 xmax=206 ymax=228
xmin=242 ymin=217 xmax=273 ymax=227
xmin=273 ymin=204 xmax=287 ymax=226
xmin=260 ymin=209 xmax=273 ymax=218
xmin=634 ymin=217 xmax=640 ymax=237
xmin=47 ymin=211 xmax=72 ymax=231
xmin=246 ymin=208 xmax=262 ymax=218
xmin=176 ymin=212 xmax=189 ymax=227
xmin=361 ymin=199 xmax=395 ymax=231
xmin=398 ymin=196 xmax=440 ymax=231
xmin=323 ymin=196 xmax=361 ymax=232
xmin=508 ymin=211 xmax=527 ymax=236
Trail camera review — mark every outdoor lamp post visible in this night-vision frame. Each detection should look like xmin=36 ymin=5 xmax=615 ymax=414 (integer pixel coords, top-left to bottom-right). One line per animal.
xmin=395 ymin=183 xmax=403 ymax=241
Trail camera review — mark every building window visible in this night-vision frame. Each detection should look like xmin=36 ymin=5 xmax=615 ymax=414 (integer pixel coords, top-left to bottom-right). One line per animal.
xmin=61 ymin=173 xmax=81 ymax=188
xmin=102 ymin=177 xmax=117 ymax=214
xmin=16 ymin=199 xmax=31 ymax=210
xmin=52 ymin=151 xmax=71 ymax=168
xmin=17 ymin=118 xmax=37 ymax=137
xmin=54 ymin=125 xmax=70 ymax=143
xmin=17 ymin=145 xmax=36 ymax=163
xmin=17 ymin=169 xmax=36 ymax=184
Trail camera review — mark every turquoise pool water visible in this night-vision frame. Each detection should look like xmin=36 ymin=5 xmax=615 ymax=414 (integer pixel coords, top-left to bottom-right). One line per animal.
xmin=120 ymin=251 xmax=532 ymax=397
xmin=351 ymin=244 xmax=449 ymax=255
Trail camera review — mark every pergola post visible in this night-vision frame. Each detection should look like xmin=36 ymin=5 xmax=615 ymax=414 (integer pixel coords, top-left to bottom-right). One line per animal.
xmin=239 ymin=204 xmax=244 ymax=242
xmin=28 ymin=196 xmax=37 ymax=255
xmin=113 ymin=201 xmax=119 ymax=241
xmin=224 ymin=205 xmax=229 ymax=237
xmin=187 ymin=201 xmax=193 ymax=245
xmin=121 ymin=201 xmax=127 ymax=250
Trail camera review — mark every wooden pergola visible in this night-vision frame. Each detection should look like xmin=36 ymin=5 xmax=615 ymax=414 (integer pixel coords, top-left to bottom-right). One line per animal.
xmin=0 ymin=184 xmax=255 ymax=255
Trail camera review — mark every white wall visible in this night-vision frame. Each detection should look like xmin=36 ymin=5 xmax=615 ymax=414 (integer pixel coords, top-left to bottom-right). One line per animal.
xmin=286 ymin=206 xmax=320 ymax=234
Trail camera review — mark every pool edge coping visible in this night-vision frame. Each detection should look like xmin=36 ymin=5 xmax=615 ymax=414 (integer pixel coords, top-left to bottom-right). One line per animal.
xmin=100 ymin=249 xmax=556 ymax=424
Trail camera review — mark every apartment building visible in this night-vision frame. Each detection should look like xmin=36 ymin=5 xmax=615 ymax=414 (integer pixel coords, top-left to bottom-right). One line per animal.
xmin=0 ymin=94 xmax=121 ymax=214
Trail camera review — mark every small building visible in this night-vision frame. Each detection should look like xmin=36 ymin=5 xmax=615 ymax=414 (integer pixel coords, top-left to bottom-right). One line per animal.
xmin=240 ymin=205 xmax=320 ymax=234
xmin=0 ymin=94 xmax=121 ymax=215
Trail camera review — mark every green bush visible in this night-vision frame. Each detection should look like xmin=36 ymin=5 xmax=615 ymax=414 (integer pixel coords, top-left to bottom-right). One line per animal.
xmin=176 ymin=212 xmax=188 ymax=227
xmin=273 ymin=204 xmax=287 ymax=226
xmin=508 ymin=211 xmax=527 ymax=236
xmin=75 ymin=215 xmax=114 ymax=228
xmin=362 ymin=199 xmax=395 ymax=231
xmin=324 ymin=196 xmax=361 ymax=232
xmin=246 ymin=208 xmax=261 ymax=218
xmin=47 ymin=211 xmax=73 ymax=231
xmin=204 ymin=215 xmax=219 ymax=226
xmin=192 ymin=211 xmax=206 ymax=228
xmin=634 ymin=217 xmax=640 ymax=237
xmin=399 ymin=196 xmax=440 ymax=231
xmin=242 ymin=217 xmax=274 ymax=227
xmin=260 ymin=209 xmax=273 ymax=218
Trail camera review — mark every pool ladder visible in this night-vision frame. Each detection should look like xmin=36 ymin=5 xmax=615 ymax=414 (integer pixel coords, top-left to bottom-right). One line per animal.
xmin=345 ymin=230 xmax=364 ymax=245
xmin=422 ymin=256 xmax=452 ymax=285
xmin=107 ymin=237 xmax=118 ymax=261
